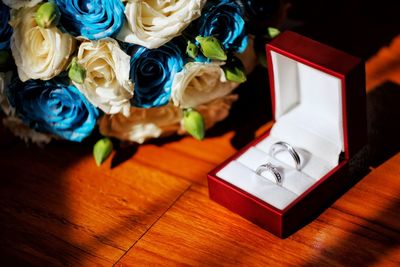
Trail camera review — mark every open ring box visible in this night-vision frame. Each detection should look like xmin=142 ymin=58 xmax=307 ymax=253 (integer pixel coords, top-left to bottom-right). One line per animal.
xmin=207 ymin=31 xmax=367 ymax=238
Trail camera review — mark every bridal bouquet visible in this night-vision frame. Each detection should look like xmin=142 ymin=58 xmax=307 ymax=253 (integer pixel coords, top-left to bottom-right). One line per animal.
xmin=0 ymin=0 xmax=283 ymax=165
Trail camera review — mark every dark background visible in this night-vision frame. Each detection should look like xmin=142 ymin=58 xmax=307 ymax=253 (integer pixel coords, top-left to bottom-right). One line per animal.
xmin=290 ymin=0 xmax=400 ymax=59
xmin=292 ymin=0 xmax=400 ymax=166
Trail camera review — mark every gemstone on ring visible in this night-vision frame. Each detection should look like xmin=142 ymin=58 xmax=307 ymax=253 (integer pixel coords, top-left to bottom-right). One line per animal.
xmin=256 ymin=162 xmax=282 ymax=186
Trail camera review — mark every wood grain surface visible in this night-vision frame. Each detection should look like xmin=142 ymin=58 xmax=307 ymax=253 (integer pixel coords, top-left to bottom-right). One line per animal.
xmin=117 ymin=154 xmax=400 ymax=267
xmin=1 ymin=117 xmax=399 ymax=266
xmin=0 ymin=144 xmax=191 ymax=266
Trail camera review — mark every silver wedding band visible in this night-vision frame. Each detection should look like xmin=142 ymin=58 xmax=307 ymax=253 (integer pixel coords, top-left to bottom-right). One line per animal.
xmin=269 ymin=141 xmax=301 ymax=170
xmin=256 ymin=163 xmax=282 ymax=186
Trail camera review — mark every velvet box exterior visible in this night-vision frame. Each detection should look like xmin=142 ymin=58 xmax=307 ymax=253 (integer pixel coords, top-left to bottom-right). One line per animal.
xmin=207 ymin=31 xmax=367 ymax=238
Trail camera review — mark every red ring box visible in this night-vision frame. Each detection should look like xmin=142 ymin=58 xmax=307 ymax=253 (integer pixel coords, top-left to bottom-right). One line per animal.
xmin=207 ymin=31 xmax=367 ymax=238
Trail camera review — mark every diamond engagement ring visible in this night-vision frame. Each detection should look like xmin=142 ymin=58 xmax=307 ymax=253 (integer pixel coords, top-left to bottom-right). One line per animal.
xmin=269 ymin=141 xmax=301 ymax=170
xmin=256 ymin=163 xmax=282 ymax=186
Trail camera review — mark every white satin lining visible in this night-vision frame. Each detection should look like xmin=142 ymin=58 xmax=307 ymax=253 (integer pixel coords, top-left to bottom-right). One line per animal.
xmin=216 ymin=50 xmax=343 ymax=210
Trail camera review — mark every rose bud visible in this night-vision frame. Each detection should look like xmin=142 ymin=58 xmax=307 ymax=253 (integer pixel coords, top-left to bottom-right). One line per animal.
xmin=183 ymin=108 xmax=205 ymax=140
xmin=195 ymin=36 xmax=227 ymax=61
xmin=68 ymin=57 xmax=86 ymax=84
xmin=186 ymin=41 xmax=199 ymax=59
xmin=268 ymin=27 xmax=281 ymax=38
xmin=223 ymin=57 xmax=247 ymax=83
xmin=35 ymin=2 xmax=61 ymax=28
xmin=93 ymin=138 xmax=113 ymax=166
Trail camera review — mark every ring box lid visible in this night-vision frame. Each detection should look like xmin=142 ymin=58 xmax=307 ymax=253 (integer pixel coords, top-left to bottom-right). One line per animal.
xmin=266 ymin=31 xmax=367 ymax=162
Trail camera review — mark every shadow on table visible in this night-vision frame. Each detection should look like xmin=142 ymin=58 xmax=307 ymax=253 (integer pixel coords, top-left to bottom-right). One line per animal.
xmin=299 ymin=82 xmax=400 ymax=266
xmin=367 ymin=82 xmax=400 ymax=167
xmin=0 ymin=141 xmax=91 ymax=266
xmin=299 ymin=180 xmax=400 ymax=266
xmin=304 ymin=201 xmax=400 ymax=266
xmin=0 ymin=139 xmax=189 ymax=266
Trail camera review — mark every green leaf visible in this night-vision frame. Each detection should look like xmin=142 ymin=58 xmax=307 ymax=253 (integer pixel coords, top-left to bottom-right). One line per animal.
xmin=267 ymin=27 xmax=281 ymax=39
xmin=186 ymin=41 xmax=198 ymax=59
xmin=223 ymin=57 xmax=247 ymax=83
xmin=183 ymin=109 xmax=205 ymax=141
xmin=68 ymin=57 xmax=86 ymax=84
xmin=35 ymin=2 xmax=61 ymax=28
xmin=195 ymin=36 xmax=227 ymax=61
xmin=93 ymin=138 xmax=113 ymax=166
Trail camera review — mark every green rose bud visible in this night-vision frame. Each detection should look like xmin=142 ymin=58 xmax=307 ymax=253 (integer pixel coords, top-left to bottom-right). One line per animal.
xmin=223 ymin=57 xmax=247 ymax=83
xmin=195 ymin=36 xmax=227 ymax=61
xmin=186 ymin=41 xmax=199 ymax=59
xmin=35 ymin=2 xmax=61 ymax=29
xmin=267 ymin=27 xmax=281 ymax=39
xmin=68 ymin=57 xmax=86 ymax=84
xmin=0 ymin=50 xmax=10 ymax=69
xmin=183 ymin=109 xmax=205 ymax=141
xmin=93 ymin=138 xmax=113 ymax=166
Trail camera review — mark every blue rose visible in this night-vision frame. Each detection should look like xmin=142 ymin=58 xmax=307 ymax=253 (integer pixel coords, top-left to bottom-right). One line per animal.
xmin=7 ymin=78 xmax=99 ymax=142
xmin=195 ymin=0 xmax=248 ymax=53
xmin=0 ymin=1 xmax=12 ymax=50
xmin=128 ymin=42 xmax=184 ymax=108
xmin=55 ymin=0 xmax=124 ymax=40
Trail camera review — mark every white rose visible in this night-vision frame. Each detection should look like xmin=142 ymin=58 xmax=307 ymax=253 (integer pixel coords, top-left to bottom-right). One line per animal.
xmin=2 ymin=116 xmax=52 ymax=145
xmin=99 ymin=104 xmax=182 ymax=143
xmin=171 ymin=62 xmax=239 ymax=109
xmin=0 ymin=72 xmax=14 ymax=116
xmin=10 ymin=6 xmax=76 ymax=82
xmin=197 ymin=94 xmax=239 ymax=129
xmin=2 ymin=0 xmax=42 ymax=9
xmin=73 ymin=39 xmax=133 ymax=117
xmin=117 ymin=0 xmax=206 ymax=49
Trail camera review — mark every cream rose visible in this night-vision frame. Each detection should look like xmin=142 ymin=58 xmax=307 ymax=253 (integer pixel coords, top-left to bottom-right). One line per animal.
xmin=3 ymin=0 xmax=42 ymax=9
xmin=10 ymin=6 xmax=76 ymax=82
xmin=117 ymin=0 xmax=206 ymax=49
xmin=73 ymin=39 xmax=133 ymax=116
xmin=171 ymin=62 xmax=239 ymax=109
xmin=197 ymin=94 xmax=239 ymax=129
xmin=99 ymin=104 xmax=182 ymax=144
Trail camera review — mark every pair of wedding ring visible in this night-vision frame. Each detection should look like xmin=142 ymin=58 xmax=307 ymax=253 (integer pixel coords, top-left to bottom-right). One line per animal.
xmin=256 ymin=142 xmax=301 ymax=186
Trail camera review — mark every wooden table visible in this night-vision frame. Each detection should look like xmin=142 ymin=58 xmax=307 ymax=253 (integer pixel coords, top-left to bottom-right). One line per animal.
xmin=0 ymin=120 xmax=399 ymax=266
xmin=1 ymin=35 xmax=400 ymax=267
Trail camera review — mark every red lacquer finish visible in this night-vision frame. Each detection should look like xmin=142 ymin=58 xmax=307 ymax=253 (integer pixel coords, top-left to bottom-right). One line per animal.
xmin=207 ymin=31 xmax=367 ymax=238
